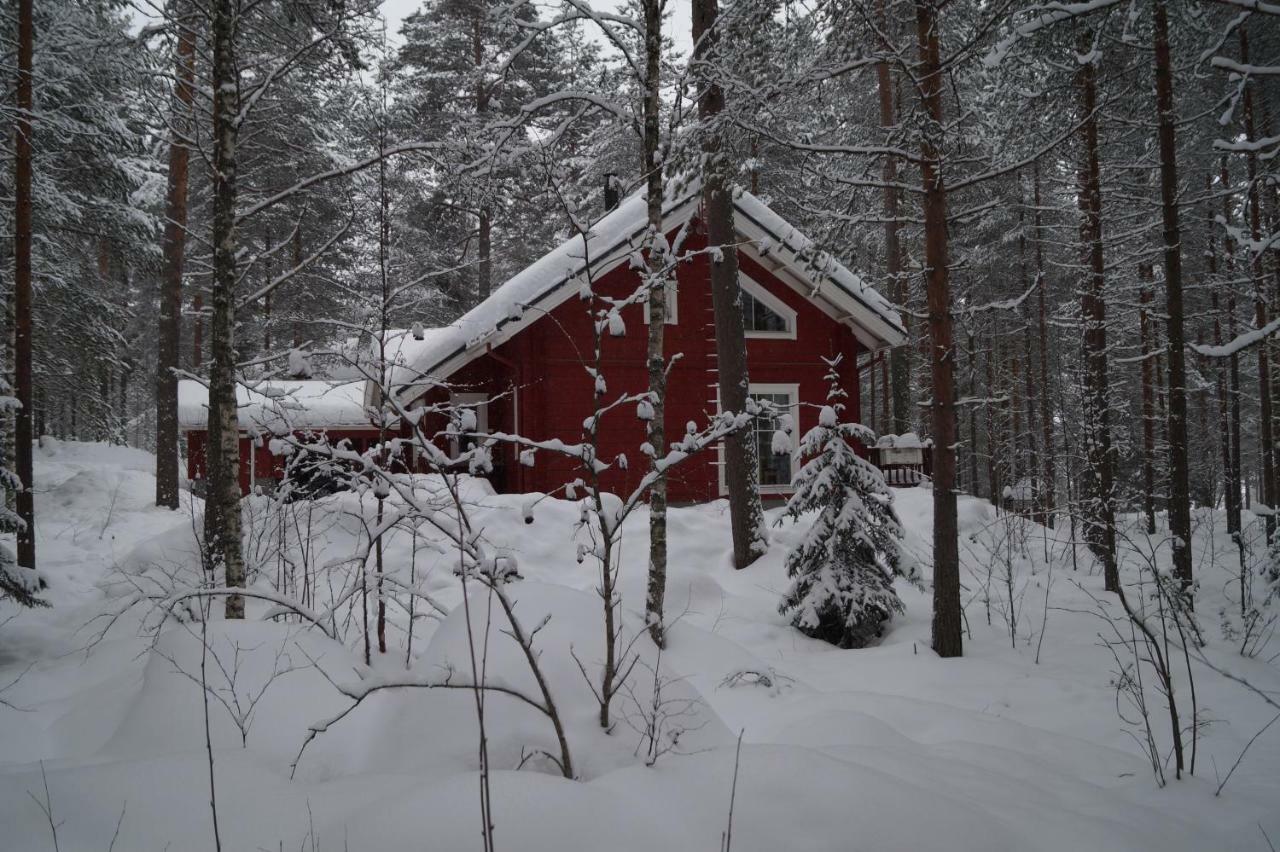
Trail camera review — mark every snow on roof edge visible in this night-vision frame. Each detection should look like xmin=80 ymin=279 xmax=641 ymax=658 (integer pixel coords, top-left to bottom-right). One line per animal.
xmin=177 ymin=379 xmax=382 ymax=434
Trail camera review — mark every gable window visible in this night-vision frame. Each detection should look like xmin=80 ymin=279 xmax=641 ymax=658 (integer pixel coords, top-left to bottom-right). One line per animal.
xmin=740 ymin=275 xmax=796 ymax=338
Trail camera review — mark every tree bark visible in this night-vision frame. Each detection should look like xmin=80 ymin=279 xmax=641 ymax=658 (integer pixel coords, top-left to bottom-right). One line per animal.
xmin=156 ymin=5 xmax=196 ymax=510
xmin=1151 ymin=0 xmax=1192 ymax=590
xmin=878 ymin=0 xmax=910 ymax=435
xmin=206 ymin=0 xmax=246 ymax=618
xmin=693 ymin=0 xmax=766 ymax=573
xmin=1033 ymin=161 xmax=1055 ymax=527
xmin=1240 ymin=26 xmax=1275 ymax=541
xmin=642 ymin=0 xmax=669 ymax=647
xmin=193 ymin=293 xmax=203 ymax=368
xmin=915 ymin=0 xmax=961 ymax=658
xmin=1075 ymin=43 xmax=1118 ymax=591
xmin=1139 ymin=268 xmax=1157 ymax=534
xmin=12 ymin=0 xmax=35 ymax=571
xmin=473 ymin=19 xmax=491 ymax=305
xmin=1214 ymin=164 xmax=1242 ymax=537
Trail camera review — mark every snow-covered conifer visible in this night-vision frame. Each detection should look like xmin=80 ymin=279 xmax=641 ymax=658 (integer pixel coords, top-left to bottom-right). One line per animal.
xmin=0 ymin=381 xmax=42 ymax=607
xmin=778 ymin=355 xmax=912 ymax=648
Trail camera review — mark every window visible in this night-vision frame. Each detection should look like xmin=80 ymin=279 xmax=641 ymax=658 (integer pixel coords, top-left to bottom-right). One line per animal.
xmin=718 ymin=383 xmax=799 ymax=494
xmin=740 ymin=276 xmax=796 ymax=338
xmin=751 ymin=388 xmax=797 ymax=489
xmin=448 ymin=393 xmax=489 ymax=459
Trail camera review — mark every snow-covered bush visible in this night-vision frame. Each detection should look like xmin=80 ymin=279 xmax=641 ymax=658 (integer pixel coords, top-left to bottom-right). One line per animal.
xmin=777 ymin=356 xmax=911 ymax=648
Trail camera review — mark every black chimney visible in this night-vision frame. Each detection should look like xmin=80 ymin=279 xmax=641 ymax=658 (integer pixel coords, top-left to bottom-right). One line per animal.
xmin=603 ymin=172 xmax=619 ymax=213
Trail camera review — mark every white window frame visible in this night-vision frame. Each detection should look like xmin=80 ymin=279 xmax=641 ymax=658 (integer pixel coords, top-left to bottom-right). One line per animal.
xmin=449 ymin=392 xmax=489 ymax=459
xmin=640 ymin=278 xmax=679 ymax=325
xmin=717 ymin=382 xmax=800 ymax=496
xmin=740 ymin=274 xmax=797 ymax=340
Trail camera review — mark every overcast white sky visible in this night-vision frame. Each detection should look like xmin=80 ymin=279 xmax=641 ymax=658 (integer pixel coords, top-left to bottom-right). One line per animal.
xmin=133 ymin=0 xmax=693 ymax=58
xmin=378 ymin=0 xmax=692 ymax=54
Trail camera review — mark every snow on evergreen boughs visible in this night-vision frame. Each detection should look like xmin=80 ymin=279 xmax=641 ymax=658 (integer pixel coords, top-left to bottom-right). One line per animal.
xmin=0 ymin=382 xmax=44 ymax=608
xmin=777 ymin=355 xmax=913 ymax=648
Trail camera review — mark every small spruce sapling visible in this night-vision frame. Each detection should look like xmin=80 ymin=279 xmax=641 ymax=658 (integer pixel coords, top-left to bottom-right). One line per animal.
xmin=1 ymin=379 xmax=43 ymax=607
xmin=777 ymin=355 xmax=913 ymax=648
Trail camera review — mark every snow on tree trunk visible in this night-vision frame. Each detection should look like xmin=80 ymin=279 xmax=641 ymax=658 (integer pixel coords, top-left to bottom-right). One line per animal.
xmin=155 ymin=2 xmax=196 ymax=511
xmin=642 ymin=0 xmax=669 ymax=647
xmin=693 ymin=0 xmax=767 ymax=571
xmin=1139 ymin=270 xmax=1158 ymax=536
xmin=1151 ymin=0 xmax=1193 ymax=592
xmin=1216 ymin=158 xmax=1244 ymax=537
xmin=206 ymin=0 xmax=246 ymax=619
xmin=1239 ymin=26 xmax=1276 ymax=543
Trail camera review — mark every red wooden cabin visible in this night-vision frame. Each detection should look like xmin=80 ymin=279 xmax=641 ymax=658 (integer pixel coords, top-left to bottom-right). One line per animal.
xmin=179 ymin=187 xmax=907 ymax=500
xmin=385 ymin=186 xmax=906 ymax=502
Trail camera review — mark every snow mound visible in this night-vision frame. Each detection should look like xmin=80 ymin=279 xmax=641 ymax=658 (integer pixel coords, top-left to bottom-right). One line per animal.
xmin=300 ymin=582 xmax=733 ymax=782
xmin=98 ymin=621 xmax=351 ymax=766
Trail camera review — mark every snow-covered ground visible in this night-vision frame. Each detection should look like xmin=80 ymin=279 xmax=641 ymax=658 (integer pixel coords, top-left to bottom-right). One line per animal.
xmin=1 ymin=440 xmax=1278 ymax=850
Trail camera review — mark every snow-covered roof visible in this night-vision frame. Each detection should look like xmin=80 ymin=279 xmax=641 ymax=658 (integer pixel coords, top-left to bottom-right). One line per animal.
xmin=177 ymin=379 xmax=380 ymax=434
xmin=389 ymin=183 xmax=907 ymax=400
xmin=876 ymin=432 xmax=929 ymax=450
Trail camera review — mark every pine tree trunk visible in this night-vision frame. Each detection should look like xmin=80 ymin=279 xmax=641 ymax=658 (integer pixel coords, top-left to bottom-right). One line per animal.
xmin=478 ymin=209 xmax=492 ymax=304
xmin=642 ymin=0 xmax=669 ymax=647
xmin=1033 ymin=161 xmax=1056 ymax=527
xmin=1075 ymin=44 xmax=1118 ymax=591
xmin=985 ymin=332 xmax=999 ymax=507
xmin=1210 ymin=167 xmax=1242 ymax=536
xmin=878 ymin=0 xmax=910 ymax=435
xmin=1152 ymin=0 xmax=1192 ymax=590
xmin=156 ymin=5 xmax=195 ymax=510
xmin=1139 ymin=271 xmax=1157 ymax=534
xmin=12 ymin=0 xmax=35 ymax=571
xmin=915 ymin=0 xmax=960 ymax=658
xmin=193 ymin=293 xmax=203 ymax=368
xmin=473 ymin=21 xmax=491 ymax=305
xmin=693 ymin=0 xmax=765 ymax=572
xmin=206 ymin=0 xmax=246 ymax=618
xmin=967 ymin=331 xmax=980 ymax=497
xmin=1240 ymin=26 xmax=1276 ymax=541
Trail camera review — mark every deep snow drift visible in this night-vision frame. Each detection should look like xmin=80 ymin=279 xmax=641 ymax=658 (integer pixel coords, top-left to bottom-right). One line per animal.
xmin=1 ymin=439 xmax=1278 ymax=850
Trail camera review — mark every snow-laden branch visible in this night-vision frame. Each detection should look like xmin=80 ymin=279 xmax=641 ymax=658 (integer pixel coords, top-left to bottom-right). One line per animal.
xmin=957 ymin=275 xmax=1040 ymax=316
xmin=1210 ymin=56 xmax=1280 ymax=76
xmin=984 ymin=0 xmax=1126 ymax=68
xmin=1190 ymin=316 xmax=1280 ymax=358
xmin=161 ymin=587 xmax=337 ymax=640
